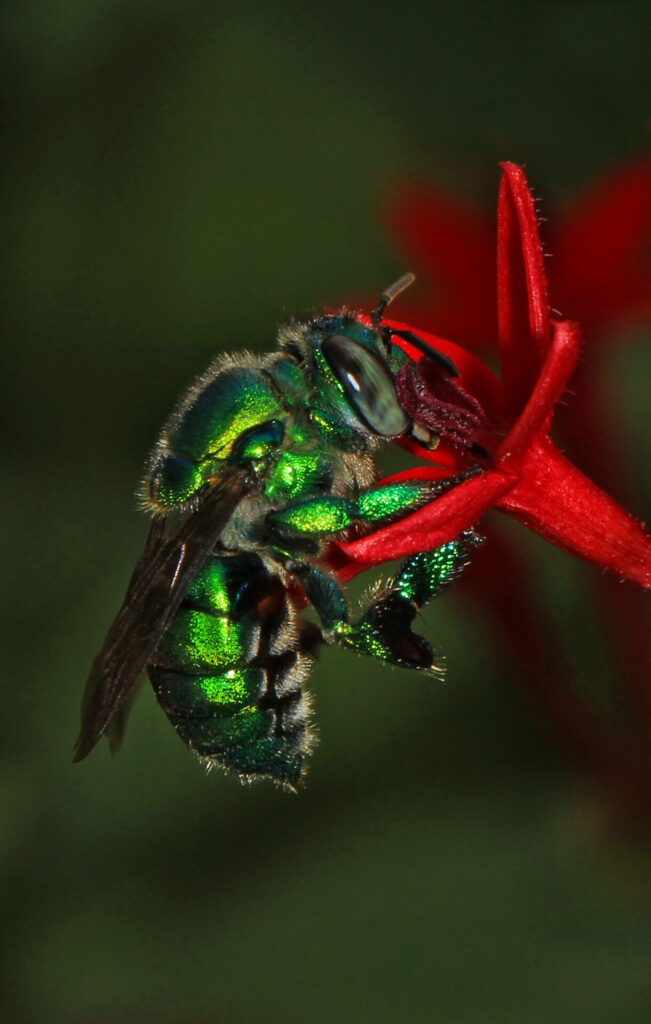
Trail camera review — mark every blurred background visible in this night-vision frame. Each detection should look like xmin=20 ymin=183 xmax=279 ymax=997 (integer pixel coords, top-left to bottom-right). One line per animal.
xmin=1 ymin=3 xmax=650 ymax=1022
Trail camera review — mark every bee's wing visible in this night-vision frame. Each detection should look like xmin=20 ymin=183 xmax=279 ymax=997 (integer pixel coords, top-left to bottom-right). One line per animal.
xmin=74 ymin=467 xmax=254 ymax=762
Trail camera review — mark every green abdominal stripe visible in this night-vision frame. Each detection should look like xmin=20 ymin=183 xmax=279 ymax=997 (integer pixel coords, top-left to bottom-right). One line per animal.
xmin=146 ymin=504 xmax=476 ymax=788
xmin=146 ymin=479 xmax=472 ymax=782
xmin=148 ymin=551 xmax=314 ymax=789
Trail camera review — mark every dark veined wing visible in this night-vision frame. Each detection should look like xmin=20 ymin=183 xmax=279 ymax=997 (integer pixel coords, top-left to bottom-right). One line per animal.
xmin=74 ymin=466 xmax=255 ymax=762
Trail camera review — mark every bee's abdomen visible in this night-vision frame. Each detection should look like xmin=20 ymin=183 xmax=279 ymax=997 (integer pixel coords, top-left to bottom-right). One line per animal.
xmin=148 ymin=552 xmax=315 ymax=788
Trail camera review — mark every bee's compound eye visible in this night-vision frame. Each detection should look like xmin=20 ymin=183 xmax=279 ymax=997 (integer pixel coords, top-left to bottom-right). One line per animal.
xmin=149 ymin=453 xmax=204 ymax=508
xmin=321 ymin=335 xmax=410 ymax=437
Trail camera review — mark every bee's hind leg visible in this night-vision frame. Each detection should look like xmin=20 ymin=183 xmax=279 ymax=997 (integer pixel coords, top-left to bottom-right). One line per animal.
xmin=278 ymin=560 xmax=350 ymax=640
xmin=335 ymin=534 xmax=480 ymax=676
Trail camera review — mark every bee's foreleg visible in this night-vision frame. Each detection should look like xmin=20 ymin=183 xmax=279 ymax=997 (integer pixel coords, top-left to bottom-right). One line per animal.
xmin=266 ymin=470 xmax=477 ymax=541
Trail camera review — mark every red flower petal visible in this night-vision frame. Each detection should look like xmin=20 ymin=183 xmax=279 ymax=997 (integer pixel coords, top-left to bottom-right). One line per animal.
xmin=497 ymin=163 xmax=552 ymax=413
xmin=554 ymin=160 xmax=651 ymax=329
xmin=397 ymin=435 xmax=470 ymax=471
xmin=498 ymin=434 xmax=651 ymax=587
xmin=385 ymin=160 xmax=651 ymax=354
xmin=373 ymin=466 xmax=459 ymax=485
xmin=336 ymin=468 xmax=513 ymax=567
xmin=497 ymin=319 xmax=581 ymax=466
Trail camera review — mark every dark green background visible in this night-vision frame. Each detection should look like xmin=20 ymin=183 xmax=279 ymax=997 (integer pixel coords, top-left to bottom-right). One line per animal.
xmin=2 ymin=4 xmax=649 ymax=1022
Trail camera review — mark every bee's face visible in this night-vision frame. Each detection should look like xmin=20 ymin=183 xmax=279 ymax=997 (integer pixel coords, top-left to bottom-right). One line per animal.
xmin=307 ymin=315 xmax=410 ymax=440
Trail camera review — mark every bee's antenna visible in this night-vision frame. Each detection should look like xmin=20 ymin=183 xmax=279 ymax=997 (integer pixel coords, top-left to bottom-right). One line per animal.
xmin=371 ymin=272 xmax=416 ymax=326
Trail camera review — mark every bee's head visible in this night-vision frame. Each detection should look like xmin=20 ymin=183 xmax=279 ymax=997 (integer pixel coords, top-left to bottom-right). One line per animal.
xmin=305 ymin=312 xmax=411 ymax=439
xmin=281 ymin=274 xmax=456 ymax=445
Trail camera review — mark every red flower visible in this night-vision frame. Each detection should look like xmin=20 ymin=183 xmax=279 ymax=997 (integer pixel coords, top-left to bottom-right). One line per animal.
xmin=328 ymin=161 xmax=651 ymax=824
xmin=327 ymin=163 xmax=651 ymax=591
xmin=385 ymin=159 xmax=651 ymax=347
xmin=384 ymin=160 xmax=651 ymax=500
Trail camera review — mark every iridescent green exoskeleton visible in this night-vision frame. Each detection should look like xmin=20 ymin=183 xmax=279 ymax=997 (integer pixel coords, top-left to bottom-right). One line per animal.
xmin=75 ymin=276 xmax=478 ymax=789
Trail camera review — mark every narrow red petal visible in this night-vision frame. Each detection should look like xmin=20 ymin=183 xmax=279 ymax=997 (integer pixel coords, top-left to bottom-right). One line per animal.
xmin=498 ymin=435 xmax=651 ymax=587
xmin=497 ymin=319 xmax=581 ymax=466
xmin=372 ymin=466 xmax=456 ymax=485
xmin=497 ymin=163 xmax=552 ymax=414
xmin=396 ymin=435 xmax=472 ymax=470
xmin=336 ymin=468 xmax=513 ymax=567
xmin=322 ymin=544 xmax=370 ymax=583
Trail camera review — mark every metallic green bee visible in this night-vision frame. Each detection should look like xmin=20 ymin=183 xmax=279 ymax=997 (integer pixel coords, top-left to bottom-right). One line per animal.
xmin=75 ymin=275 xmax=477 ymax=789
